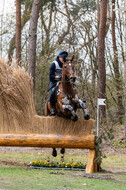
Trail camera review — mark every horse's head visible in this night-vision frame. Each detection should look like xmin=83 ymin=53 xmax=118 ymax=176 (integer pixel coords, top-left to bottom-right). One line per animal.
xmin=62 ymin=55 xmax=76 ymax=83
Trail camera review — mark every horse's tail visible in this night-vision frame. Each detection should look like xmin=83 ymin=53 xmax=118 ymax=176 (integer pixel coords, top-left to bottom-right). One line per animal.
xmin=45 ymin=102 xmax=50 ymax=116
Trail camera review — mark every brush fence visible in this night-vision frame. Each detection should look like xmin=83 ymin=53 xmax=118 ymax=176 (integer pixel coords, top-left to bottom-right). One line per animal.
xmin=0 ymin=117 xmax=97 ymax=173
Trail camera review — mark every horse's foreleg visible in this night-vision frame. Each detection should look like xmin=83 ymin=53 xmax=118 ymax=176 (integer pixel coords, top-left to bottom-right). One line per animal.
xmin=78 ymin=99 xmax=90 ymax=120
xmin=62 ymin=105 xmax=78 ymax=121
xmin=73 ymin=94 xmax=90 ymax=120
xmin=57 ymin=100 xmax=78 ymax=121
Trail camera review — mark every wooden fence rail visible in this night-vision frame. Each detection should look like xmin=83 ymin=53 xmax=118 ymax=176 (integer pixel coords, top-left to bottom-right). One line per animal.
xmin=0 ymin=133 xmax=98 ymax=173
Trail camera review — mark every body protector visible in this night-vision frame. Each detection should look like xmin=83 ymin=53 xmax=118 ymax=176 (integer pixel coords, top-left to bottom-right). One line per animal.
xmin=53 ymin=61 xmax=62 ymax=78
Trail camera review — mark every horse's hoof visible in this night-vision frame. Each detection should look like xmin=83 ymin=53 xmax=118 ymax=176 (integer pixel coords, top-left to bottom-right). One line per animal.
xmin=71 ymin=115 xmax=78 ymax=122
xmin=84 ymin=114 xmax=90 ymax=120
xmin=60 ymin=148 xmax=65 ymax=154
xmin=61 ymin=155 xmax=64 ymax=162
xmin=52 ymin=148 xmax=57 ymax=157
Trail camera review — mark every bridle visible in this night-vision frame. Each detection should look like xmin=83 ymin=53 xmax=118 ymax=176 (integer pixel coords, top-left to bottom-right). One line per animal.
xmin=63 ymin=61 xmax=75 ymax=82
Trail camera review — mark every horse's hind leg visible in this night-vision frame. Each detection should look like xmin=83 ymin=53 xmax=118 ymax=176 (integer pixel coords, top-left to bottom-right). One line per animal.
xmin=60 ymin=148 xmax=65 ymax=154
xmin=52 ymin=148 xmax=57 ymax=157
xmin=60 ymin=148 xmax=65 ymax=162
xmin=45 ymin=102 xmax=50 ymax=116
xmin=78 ymin=100 xmax=90 ymax=120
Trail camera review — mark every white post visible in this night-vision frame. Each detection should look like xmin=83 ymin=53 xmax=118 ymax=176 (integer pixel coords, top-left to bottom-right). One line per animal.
xmin=97 ymin=99 xmax=106 ymax=137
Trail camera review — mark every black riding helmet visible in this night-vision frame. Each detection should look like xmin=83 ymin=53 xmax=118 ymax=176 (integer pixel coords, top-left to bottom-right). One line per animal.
xmin=58 ymin=51 xmax=68 ymax=62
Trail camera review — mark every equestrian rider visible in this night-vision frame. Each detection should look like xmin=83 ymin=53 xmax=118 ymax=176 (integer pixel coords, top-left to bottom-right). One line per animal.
xmin=49 ymin=51 xmax=68 ymax=116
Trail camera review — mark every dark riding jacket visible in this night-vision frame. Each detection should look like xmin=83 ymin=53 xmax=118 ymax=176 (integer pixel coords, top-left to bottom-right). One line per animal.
xmin=49 ymin=57 xmax=63 ymax=105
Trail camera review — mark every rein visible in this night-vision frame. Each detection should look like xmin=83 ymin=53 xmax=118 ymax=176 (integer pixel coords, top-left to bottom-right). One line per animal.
xmin=47 ymin=80 xmax=74 ymax=92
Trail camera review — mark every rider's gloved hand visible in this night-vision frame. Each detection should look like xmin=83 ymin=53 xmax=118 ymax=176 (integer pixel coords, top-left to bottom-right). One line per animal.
xmin=55 ymin=76 xmax=61 ymax=81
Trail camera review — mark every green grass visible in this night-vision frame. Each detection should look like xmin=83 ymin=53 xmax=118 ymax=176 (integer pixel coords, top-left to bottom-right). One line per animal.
xmin=0 ymin=151 xmax=88 ymax=164
xmin=0 ymin=165 xmax=126 ymax=190
xmin=102 ymin=155 xmax=126 ymax=172
xmin=0 ymin=151 xmax=126 ymax=190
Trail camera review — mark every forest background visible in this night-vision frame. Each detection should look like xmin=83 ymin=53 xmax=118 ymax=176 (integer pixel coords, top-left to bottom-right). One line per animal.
xmin=0 ymin=0 xmax=125 ymax=137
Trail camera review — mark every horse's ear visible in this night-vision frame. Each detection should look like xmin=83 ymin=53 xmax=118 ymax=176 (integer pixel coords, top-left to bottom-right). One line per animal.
xmin=63 ymin=56 xmax=66 ymax=62
xmin=70 ymin=55 xmax=74 ymax=62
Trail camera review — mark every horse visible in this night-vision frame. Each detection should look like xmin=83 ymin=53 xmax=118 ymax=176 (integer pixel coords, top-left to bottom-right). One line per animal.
xmin=45 ymin=55 xmax=90 ymax=158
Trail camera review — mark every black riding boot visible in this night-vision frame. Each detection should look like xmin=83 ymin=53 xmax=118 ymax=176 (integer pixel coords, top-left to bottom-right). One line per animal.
xmin=50 ymin=107 xmax=56 ymax=116
xmin=50 ymin=92 xmax=56 ymax=116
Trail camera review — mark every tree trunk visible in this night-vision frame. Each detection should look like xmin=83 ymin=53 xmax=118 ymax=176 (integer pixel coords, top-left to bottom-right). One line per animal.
xmin=16 ymin=0 xmax=21 ymax=63
xmin=8 ymin=5 xmax=31 ymax=61
xmin=28 ymin=0 xmax=41 ymax=90
xmin=124 ymin=0 xmax=126 ymax=140
xmin=98 ymin=0 xmax=107 ymax=120
xmin=112 ymin=0 xmax=124 ymax=124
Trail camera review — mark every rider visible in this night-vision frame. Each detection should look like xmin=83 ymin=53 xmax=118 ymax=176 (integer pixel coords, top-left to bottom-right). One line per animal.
xmin=49 ymin=50 xmax=68 ymax=116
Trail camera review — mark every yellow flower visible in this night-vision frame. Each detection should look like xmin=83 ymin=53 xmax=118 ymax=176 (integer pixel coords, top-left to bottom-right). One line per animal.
xmin=74 ymin=163 xmax=76 ymax=165
xmin=66 ymin=163 xmax=69 ymax=166
xmin=71 ymin=164 xmax=73 ymax=167
xmin=49 ymin=164 xmax=52 ymax=167
xmin=44 ymin=160 xmax=47 ymax=165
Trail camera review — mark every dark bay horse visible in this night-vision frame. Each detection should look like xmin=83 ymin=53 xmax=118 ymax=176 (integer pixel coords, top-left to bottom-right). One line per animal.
xmin=45 ymin=56 xmax=90 ymax=157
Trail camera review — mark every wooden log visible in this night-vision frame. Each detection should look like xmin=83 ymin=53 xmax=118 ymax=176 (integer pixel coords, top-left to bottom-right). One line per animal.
xmin=0 ymin=134 xmax=95 ymax=149
xmin=85 ymin=149 xmax=98 ymax=173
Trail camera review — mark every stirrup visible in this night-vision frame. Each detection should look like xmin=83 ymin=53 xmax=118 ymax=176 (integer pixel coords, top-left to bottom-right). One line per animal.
xmin=50 ymin=108 xmax=56 ymax=116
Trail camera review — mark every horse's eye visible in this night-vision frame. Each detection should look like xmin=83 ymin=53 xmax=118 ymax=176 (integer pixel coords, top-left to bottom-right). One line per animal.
xmin=64 ymin=66 xmax=67 ymax=69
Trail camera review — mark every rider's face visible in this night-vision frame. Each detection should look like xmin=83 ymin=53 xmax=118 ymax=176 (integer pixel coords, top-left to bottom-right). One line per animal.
xmin=59 ymin=57 xmax=65 ymax=63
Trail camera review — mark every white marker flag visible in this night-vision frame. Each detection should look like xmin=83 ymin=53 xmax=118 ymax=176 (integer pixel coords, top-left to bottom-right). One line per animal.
xmin=97 ymin=98 xmax=106 ymax=136
xmin=97 ymin=98 xmax=106 ymax=106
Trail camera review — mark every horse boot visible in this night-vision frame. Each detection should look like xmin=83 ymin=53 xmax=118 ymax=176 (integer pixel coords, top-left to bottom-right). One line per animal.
xmin=60 ymin=148 xmax=65 ymax=154
xmin=52 ymin=148 xmax=57 ymax=157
